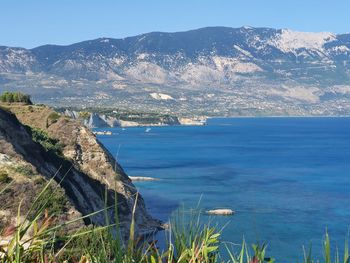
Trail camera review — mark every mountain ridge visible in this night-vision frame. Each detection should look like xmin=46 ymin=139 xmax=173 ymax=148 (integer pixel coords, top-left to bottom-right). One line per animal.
xmin=1 ymin=26 xmax=350 ymax=116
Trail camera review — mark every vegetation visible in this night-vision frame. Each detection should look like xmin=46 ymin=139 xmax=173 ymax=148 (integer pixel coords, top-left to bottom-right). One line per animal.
xmin=11 ymin=165 xmax=35 ymax=177
xmin=31 ymin=184 xmax=69 ymax=217
xmin=26 ymin=127 xmax=64 ymax=156
xmin=0 ymin=91 xmax=32 ymax=105
xmin=78 ymin=111 xmax=91 ymax=119
xmin=0 ymin=177 xmax=349 ymax=262
xmin=47 ymin=112 xmax=60 ymax=123
xmin=0 ymin=170 xmax=12 ymax=184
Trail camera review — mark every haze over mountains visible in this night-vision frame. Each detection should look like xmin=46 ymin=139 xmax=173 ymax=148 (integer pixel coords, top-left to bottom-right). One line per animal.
xmin=1 ymin=26 xmax=350 ymax=116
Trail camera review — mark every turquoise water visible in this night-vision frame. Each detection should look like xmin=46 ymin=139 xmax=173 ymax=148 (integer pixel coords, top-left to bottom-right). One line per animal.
xmin=97 ymin=117 xmax=350 ymax=261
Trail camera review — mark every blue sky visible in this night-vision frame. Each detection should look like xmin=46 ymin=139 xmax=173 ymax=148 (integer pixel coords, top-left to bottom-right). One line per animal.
xmin=2 ymin=0 xmax=350 ymax=48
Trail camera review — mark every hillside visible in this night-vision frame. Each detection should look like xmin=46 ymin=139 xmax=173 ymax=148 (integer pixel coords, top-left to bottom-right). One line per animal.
xmin=1 ymin=26 xmax=350 ymax=116
xmin=0 ymin=102 xmax=161 ymax=240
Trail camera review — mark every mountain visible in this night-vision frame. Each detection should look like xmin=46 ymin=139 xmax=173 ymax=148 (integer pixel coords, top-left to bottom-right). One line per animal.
xmin=1 ymin=26 xmax=350 ymax=116
xmin=0 ymin=103 xmax=161 ymax=239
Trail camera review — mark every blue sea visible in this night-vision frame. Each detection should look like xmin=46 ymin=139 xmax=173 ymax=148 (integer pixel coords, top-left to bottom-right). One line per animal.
xmin=96 ymin=117 xmax=350 ymax=261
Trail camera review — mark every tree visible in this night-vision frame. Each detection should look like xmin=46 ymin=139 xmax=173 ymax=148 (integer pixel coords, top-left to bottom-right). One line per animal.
xmin=0 ymin=91 xmax=32 ymax=104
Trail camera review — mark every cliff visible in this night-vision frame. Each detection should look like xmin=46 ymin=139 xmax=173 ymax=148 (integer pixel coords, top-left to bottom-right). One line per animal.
xmin=62 ymin=109 xmax=182 ymax=128
xmin=0 ymin=103 xmax=161 ymax=239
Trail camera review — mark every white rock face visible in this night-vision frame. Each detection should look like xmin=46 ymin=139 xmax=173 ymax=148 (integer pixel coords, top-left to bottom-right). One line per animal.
xmin=212 ymin=56 xmax=263 ymax=73
xmin=233 ymin=45 xmax=253 ymax=58
xmin=270 ymin=29 xmax=336 ymax=53
xmin=150 ymin=92 xmax=174 ymax=100
xmin=126 ymin=62 xmax=168 ymax=84
xmin=331 ymin=85 xmax=350 ymax=94
xmin=180 ymin=63 xmax=224 ymax=85
xmin=267 ymin=86 xmax=320 ymax=103
xmin=178 ymin=117 xmax=206 ymax=125
xmin=0 ymin=153 xmax=14 ymax=165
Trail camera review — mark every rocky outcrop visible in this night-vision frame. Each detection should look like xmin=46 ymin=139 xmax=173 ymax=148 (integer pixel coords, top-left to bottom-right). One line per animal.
xmin=0 ymin=105 xmax=161 ymax=239
xmin=62 ymin=109 xmax=182 ymax=128
xmin=86 ymin=113 xmax=118 ymax=128
xmin=206 ymin=209 xmax=234 ymax=215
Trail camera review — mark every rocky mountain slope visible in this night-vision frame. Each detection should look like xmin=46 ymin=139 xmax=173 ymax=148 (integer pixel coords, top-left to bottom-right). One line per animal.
xmin=0 ymin=103 xmax=161 ymax=239
xmin=1 ymin=26 xmax=350 ymax=115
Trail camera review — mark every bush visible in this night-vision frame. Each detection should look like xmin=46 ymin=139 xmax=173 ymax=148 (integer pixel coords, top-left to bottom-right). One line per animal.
xmin=0 ymin=91 xmax=32 ymax=104
xmin=28 ymin=127 xmax=64 ymax=155
xmin=79 ymin=111 xmax=91 ymax=119
xmin=47 ymin=111 xmax=61 ymax=125
xmin=30 ymin=184 xmax=68 ymax=217
xmin=28 ymin=105 xmax=34 ymax=112
xmin=13 ymin=165 xmax=35 ymax=177
xmin=0 ymin=170 xmax=12 ymax=183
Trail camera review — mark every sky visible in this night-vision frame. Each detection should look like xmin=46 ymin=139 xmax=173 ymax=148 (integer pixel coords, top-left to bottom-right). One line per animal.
xmin=1 ymin=0 xmax=350 ymax=48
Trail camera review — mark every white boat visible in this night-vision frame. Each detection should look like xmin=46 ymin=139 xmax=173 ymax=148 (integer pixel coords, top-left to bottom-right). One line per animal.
xmin=145 ymin=128 xmax=151 ymax=133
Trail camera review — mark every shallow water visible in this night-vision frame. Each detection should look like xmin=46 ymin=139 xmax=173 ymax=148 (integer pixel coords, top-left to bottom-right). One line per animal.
xmin=96 ymin=117 xmax=350 ymax=261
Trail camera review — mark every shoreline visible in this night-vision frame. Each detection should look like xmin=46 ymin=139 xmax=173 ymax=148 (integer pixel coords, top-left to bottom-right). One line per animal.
xmin=92 ymin=115 xmax=350 ymax=129
xmin=206 ymin=115 xmax=350 ymax=119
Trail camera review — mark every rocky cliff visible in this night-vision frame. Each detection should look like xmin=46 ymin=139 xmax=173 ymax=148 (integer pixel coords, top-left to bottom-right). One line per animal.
xmin=63 ymin=109 xmax=181 ymax=128
xmin=0 ymin=103 xmax=161 ymax=239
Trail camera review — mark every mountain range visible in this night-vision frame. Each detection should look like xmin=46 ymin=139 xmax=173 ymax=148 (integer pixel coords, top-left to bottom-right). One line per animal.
xmin=1 ymin=26 xmax=350 ymax=116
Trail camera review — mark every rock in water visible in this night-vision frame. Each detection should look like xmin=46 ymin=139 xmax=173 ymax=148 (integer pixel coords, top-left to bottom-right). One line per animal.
xmin=129 ymin=176 xmax=159 ymax=181
xmin=206 ymin=209 xmax=235 ymax=215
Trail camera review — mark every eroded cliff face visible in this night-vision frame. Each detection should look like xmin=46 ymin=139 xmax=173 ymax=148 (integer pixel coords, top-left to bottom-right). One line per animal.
xmin=0 ymin=104 xmax=161 ymax=239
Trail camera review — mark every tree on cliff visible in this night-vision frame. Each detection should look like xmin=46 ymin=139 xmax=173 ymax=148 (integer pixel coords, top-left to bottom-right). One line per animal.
xmin=0 ymin=91 xmax=32 ymax=104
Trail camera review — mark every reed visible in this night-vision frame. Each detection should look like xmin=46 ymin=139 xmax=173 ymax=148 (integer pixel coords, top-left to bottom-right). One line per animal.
xmin=0 ymin=179 xmax=349 ymax=263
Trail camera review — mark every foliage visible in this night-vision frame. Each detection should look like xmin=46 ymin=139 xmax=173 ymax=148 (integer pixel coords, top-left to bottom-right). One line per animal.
xmin=30 ymin=184 xmax=69 ymax=217
xmin=12 ymin=165 xmax=35 ymax=177
xmin=78 ymin=111 xmax=91 ymax=119
xmin=0 ymin=170 xmax=12 ymax=184
xmin=170 ymin=207 xmax=220 ymax=262
xmin=27 ymin=105 xmax=34 ymax=112
xmin=47 ymin=112 xmax=61 ymax=125
xmin=0 ymin=179 xmax=349 ymax=263
xmin=0 ymin=91 xmax=32 ymax=105
xmin=27 ymin=127 xmax=64 ymax=156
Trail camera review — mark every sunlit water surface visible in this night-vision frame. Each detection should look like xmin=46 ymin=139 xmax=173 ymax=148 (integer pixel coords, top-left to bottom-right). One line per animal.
xmin=96 ymin=117 xmax=350 ymax=261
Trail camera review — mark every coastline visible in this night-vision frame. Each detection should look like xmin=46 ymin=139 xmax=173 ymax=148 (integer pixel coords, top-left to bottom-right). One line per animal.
xmin=95 ymin=117 xmax=350 ymax=261
xmin=206 ymin=115 xmax=350 ymax=119
xmin=91 ymin=115 xmax=350 ymax=131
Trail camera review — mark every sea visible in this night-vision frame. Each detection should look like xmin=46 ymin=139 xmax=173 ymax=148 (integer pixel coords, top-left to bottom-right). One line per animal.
xmin=96 ymin=117 xmax=350 ymax=261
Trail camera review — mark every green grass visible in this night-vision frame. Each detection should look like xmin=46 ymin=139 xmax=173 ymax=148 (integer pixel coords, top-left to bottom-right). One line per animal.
xmin=0 ymin=178 xmax=350 ymax=263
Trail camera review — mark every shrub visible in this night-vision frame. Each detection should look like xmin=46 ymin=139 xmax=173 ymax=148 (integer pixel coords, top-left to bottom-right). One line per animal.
xmin=30 ymin=184 xmax=68 ymax=217
xmin=27 ymin=127 xmax=64 ymax=156
xmin=47 ymin=111 xmax=61 ymax=124
xmin=0 ymin=91 xmax=32 ymax=104
xmin=79 ymin=111 xmax=91 ymax=119
xmin=13 ymin=165 xmax=35 ymax=177
xmin=0 ymin=170 xmax=12 ymax=183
